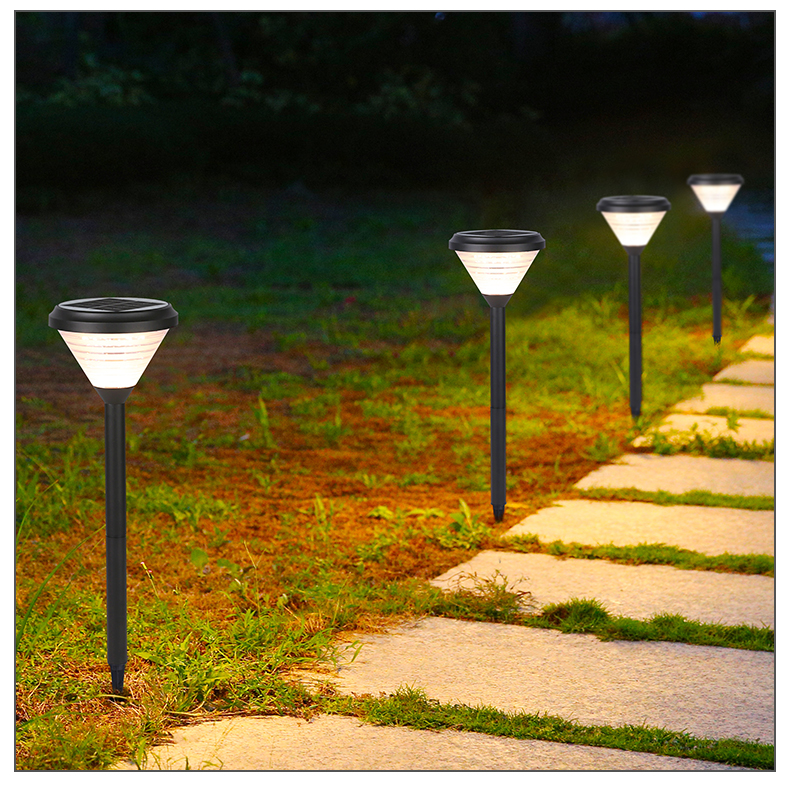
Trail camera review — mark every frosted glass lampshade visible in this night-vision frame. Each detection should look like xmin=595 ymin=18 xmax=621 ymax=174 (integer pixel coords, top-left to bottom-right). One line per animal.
xmin=448 ymin=229 xmax=546 ymax=301
xmin=455 ymin=248 xmax=540 ymax=296
xmin=49 ymin=297 xmax=178 ymax=391
xmin=600 ymin=211 xmax=666 ymax=247
xmin=596 ymin=196 xmax=671 ymax=249
xmin=687 ymin=174 xmax=744 ymax=214
xmin=59 ymin=329 xmax=169 ymax=389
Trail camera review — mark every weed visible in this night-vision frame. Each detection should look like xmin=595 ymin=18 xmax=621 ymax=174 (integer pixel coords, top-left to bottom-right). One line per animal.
xmin=131 ymin=484 xmax=235 ymax=530
xmin=15 ymin=527 xmax=103 ymax=652
xmin=644 ymin=428 xmax=774 ymax=460
xmin=131 ymin=427 xmax=206 ymax=467
xmin=300 ymin=495 xmax=337 ymax=550
xmin=583 ymin=432 xmax=622 ymax=463
xmin=398 ymin=471 xmax=440 ymax=487
xmin=355 ymin=472 xmax=395 ymax=488
xmin=393 ymin=413 xmax=435 ymax=457
xmin=253 ymin=393 xmax=275 ymax=448
xmin=723 ymin=295 xmax=758 ymax=327
xmin=252 ymin=470 xmax=279 ymax=494
xmin=430 ymin=570 xmax=535 ymax=622
xmin=428 ymin=500 xmax=490 ymax=550
xmin=189 ymin=548 xmax=210 ymax=574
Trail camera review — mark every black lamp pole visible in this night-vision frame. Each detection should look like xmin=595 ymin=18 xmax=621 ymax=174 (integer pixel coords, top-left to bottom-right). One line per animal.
xmin=597 ymin=195 xmax=671 ymax=420
xmin=449 ymin=230 xmax=545 ymax=523
xmin=626 ymin=246 xmax=643 ymax=420
xmin=49 ymin=298 xmax=178 ymax=693
xmin=711 ymin=212 xmax=723 ymax=344
xmin=489 ymin=304 xmax=506 ymax=521
xmin=99 ymin=389 xmax=132 ymax=692
xmin=687 ymin=174 xmax=744 ymax=344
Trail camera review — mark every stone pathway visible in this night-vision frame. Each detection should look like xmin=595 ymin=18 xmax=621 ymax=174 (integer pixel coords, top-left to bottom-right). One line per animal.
xmin=123 ymin=333 xmax=775 ymax=771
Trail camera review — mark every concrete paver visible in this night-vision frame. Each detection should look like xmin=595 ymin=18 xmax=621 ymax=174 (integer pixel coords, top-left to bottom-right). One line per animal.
xmin=321 ymin=618 xmax=774 ymax=744
xmin=713 ymin=359 xmax=774 ymax=384
xmin=671 ymin=383 xmax=774 ymax=415
xmin=739 ymin=335 xmax=774 ymax=356
xmin=503 ymin=499 xmax=774 ymax=556
xmin=574 ymin=453 xmax=774 ymax=497
xmin=430 ymin=550 xmax=774 ymax=628
xmin=632 ymin=413 xmax=774 ymax=447
xmin=114 ymin=713 xmax=748 ymax=771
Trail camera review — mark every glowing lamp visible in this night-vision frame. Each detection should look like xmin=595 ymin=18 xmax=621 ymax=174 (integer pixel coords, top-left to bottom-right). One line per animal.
xmin=48 ymin=297 xmax=178 ymax=693
xmin=687 ymin=174 xmax=745 ymax=343
xmin=597 ymin=196 xmax=671 ymax=419
xmin=449 ymin=230 xmax=545 ymax=522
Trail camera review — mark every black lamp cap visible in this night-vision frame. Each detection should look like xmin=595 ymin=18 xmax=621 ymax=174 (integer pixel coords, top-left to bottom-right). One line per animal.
xmin=596 ymin=195 xmax=671 ymax=213
xmin=449 ymin=229 xmax=546 ymax=253
xmin=687 ymin=174 xmax=744 ymax=186
xmin=49 ymin=297 xmax=178 ymax=334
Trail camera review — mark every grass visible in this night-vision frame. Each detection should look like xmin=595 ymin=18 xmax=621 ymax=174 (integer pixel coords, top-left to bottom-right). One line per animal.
xmin=641 ymin=428 xmax=774 ymax=461
xmin=425 ymin=576 xmax=773 ymax=652
xmin=504 ymin=534 xmax=774 ymax=576
xmin=328 ymin=687 xmax=774 ymax=770
xmin=577 ymin=487 xmax=774 ymax=511
xmin=521 ymin=598 xmax=773 ymax=652
xmin=705 ymin=407 xmax=773 ymax=420
xmin=15 ymin=184 xmax=773 ymax=769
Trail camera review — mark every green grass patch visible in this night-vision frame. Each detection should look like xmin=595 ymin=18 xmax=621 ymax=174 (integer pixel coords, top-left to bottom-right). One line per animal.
xmin=577 ymin=487 xmax=774 ymax=511
xmin=328 ymin=686 xmax=774 ymax=770
xmin=705 ymin=407 xmax=773 ymax=420
xmin=642 ymin=430 xmax=774 ymax=461
xmin=505 ymin=534 xmax=774 ymax=576
xmin=521 ymin=598 xmax=773 ymax=652
xmin=427 ymin=582 xmax=774 ymax=651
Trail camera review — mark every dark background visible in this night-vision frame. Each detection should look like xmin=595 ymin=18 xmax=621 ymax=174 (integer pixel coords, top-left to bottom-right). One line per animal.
xmin=15 ymin=10 xmax=775 ymax=210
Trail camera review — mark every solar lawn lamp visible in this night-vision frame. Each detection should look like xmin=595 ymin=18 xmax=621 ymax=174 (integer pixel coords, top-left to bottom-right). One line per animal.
xmin=48 ymin=298 xmax=178 ymax=693
xmin=687 ymin=174 xmax=744 ymax=344
xmin=449 ymin=229 xmax=545 ymax=523
xmin=596 ymin=196 xmax=670 ymax=420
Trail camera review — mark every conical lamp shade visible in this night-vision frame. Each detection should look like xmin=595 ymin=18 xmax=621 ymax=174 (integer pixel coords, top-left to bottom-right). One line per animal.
xmin=600 ymin=211 xmax=666 ymax=248
xmin=690 ymin=183 xmax=741 ymax=214
xmin=58 ymin=329 xmax=170 ymax=389
xmin=455 ymin=249 xmax=540 ymax=296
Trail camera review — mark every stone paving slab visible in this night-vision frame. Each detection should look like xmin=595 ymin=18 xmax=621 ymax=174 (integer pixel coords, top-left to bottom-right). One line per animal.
xmin=632 ymin=413 xmax=774 ymax=447
xmin=503 ymin=500 xmax=774 ymax=556
xmin=672 ymin=383 xmax=774 ymax=416
xmin=113 ymin=713 xmax=748 ymax=771
xmin=739 ymin=335 xmax=774 ymax=356
xmin=321 ymin=618 xmax=774 ymax=744
xmin=713 ymin=359 xmax=774 ymax=384
xmin=430 ymin=550 xmax=774 ymax=628
xmin=574 ymin=454 xmax=774 ymax=497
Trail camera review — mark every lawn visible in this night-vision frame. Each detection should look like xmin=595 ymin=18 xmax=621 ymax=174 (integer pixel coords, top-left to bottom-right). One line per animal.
xmin=15 ymin=183 xmax=773 ymax=769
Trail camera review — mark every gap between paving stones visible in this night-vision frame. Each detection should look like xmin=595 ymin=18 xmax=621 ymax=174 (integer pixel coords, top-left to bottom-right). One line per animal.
xmin=671 ymin=384 xmax=774 ymax=416
xmin=113 ymin=713 xmax=751 ymax=771
xmin=631 ymin=414 xmax=774 ymax=447
xmin=713 ymin=359 xmax=774 ymax=385
xmin=738 ymin=335 xmax=774 ymax=356
xmin=318 ymin=618 xmax=774 ymax=745
xmin=573 ymin=453 xmax=774 ymax=496
xmin=429 ymin=550 xmax=774 ymax=628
